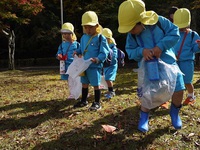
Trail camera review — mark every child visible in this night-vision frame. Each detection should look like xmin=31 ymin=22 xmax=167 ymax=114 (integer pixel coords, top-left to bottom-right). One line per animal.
xmin=173 ymin=8 xmax=200 ymax=105
xmin=73 ymin=11 xmax=110 ymax=111
xmin=102 ymin=28 xmax=118 ymax=99
xmin=118 ymin=0 xmax=185 ymax=132
xmin=56 ymin=22 xmax=80 ymax=99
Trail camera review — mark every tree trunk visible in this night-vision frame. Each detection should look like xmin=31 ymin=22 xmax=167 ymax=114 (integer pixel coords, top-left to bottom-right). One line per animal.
xmin=8 ymin=30 xmax=15 ymax=70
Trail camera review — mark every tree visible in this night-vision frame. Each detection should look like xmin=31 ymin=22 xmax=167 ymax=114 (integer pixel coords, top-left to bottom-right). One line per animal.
xmin=0 ymin=0 xmax=44 ymax=70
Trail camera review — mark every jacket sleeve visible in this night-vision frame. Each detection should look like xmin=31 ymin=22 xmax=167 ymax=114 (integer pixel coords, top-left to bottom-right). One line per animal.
xmin=111 ymin=44 xmax=118 ymax=64
xmin=125 ymin=33 xmax=144 ymax=62
xmin=191 ymin=31 xmax=200 ymax=53
xmin=97 ymin=35 xmax=109 ymax=63
xmin=56 ymin=43 xmax=63 ymax=56
xmin=156 ymin=16 xmax=180 ymax=52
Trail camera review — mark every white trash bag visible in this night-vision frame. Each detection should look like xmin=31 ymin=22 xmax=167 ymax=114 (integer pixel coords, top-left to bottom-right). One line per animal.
xmin=137 ymin=58 xmax=180 ymax=109
xmin=68 ymin=76 xmax=82 ymax=100
xmin=99 ymin=75 xmax=108 ymax=90
xmin=66 ymin=55 xmax=92 ymax=79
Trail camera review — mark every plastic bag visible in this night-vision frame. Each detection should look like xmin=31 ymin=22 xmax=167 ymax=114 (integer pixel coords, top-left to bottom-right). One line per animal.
xmin=68 ymin=76 xmax=82 ymax=100
xmin=136 ymin=58 xmax=179 ymax=109
xmin=66 ymin=55 xmax=92 ymax=79
xmin=99 ymin=75 xmax=108 ymax=89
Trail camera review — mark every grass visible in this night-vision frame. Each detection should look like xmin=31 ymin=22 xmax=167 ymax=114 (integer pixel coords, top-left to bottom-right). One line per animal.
xmin=0 ymin=65 xmax=200 ymax=150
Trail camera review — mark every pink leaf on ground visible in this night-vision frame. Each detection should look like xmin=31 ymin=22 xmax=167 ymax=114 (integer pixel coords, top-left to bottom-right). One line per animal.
xmin=101 ymin=125 xmax=116 ymax=133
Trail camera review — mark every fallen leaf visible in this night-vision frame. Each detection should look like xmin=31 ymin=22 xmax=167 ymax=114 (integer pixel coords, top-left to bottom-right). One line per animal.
xmin=194 ymin=141 xmax=200 ymax=146
xmin=188 ymin=133 xmax=195 ymax=137
xmin=101 ymin=124 xmax=116 ymax=133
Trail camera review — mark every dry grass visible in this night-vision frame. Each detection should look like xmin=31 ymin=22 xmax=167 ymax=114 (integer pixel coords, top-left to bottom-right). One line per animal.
xmin=0 ymin=65 xmax=200 ymax=150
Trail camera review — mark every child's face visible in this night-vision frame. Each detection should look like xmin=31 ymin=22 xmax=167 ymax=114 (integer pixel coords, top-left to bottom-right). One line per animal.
xmin=83 ymin=25 xmax=97 ymax=36
xmin=129 ymin=23 xmax=144 ymax=35
xmin=62 ymin=33 xmax=73 ymax=41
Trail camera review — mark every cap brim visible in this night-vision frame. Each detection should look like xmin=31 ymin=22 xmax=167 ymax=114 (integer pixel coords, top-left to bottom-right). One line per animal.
xmin=141 ymin=11 xmax=158 ymax=25
xmin=81 ymin=23 xmax=98 ymax=26
xmin=61 ymin=29 xmax=73 ymax=33
xmin=118 ymin=24 xmax=136 ymax=33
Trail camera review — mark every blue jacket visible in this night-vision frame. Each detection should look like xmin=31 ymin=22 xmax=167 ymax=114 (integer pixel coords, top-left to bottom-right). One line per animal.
xmin=109 ymin=43 xmax=118 ymax=65
xmin=56 ymin=41 xmax=80 ymax=65
xmin=76 ymin=34 xmax=110 ymax=68
xmin=175 ymin=30 xmax=200 ymax=61
xmin=125 ymin=15 xmax=180 ymax=64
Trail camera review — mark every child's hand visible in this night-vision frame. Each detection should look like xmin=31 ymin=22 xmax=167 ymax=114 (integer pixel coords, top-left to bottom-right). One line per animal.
xmin=196 ymin=39 xmax=200 ymax=48
xmin=152 ymin=46 xmax=162 ymax=58
xmin=143 ymin=48 xmax=154 ymax=60
xmin=73 ymin=51 xmax=77 ymax=56
xmin=90 ymin=57 xmax=99 ymax=63
xmin=57 ymin=54 xmax=63 ymax=60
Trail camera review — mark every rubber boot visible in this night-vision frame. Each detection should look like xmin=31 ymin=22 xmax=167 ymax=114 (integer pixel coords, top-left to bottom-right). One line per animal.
xmin=138 ymin=111 xmax=149 ymax=132
xmin=170 ymin=103 xmax=182 ymax=129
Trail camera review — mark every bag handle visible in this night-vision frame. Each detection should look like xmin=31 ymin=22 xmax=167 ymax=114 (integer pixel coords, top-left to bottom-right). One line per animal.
xmin=177 ymin=30 xmax=188 ymax=60
xmin=83 ymin=36 xmax=94 ymax=56
xmin=64 ymin=42 xmax=72 ymax=56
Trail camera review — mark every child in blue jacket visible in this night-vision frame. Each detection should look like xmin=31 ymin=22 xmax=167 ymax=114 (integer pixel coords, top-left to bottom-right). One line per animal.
xmin=56 ymin=22 xmax=80 ymax=99
xmin=118 ymin=0 xmax=185 ymax=132
xmin=73 ymin=11 xmax=110 ymax=111
xmin=102 ymin=28 xmax=118 ymax=99
xmin=173 ymin=8 xmax=200 ymax=105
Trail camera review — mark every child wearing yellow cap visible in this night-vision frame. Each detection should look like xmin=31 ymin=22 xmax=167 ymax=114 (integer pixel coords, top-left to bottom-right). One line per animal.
xmin=173 ymin=8 xmax=200 ymax=105
xmin=118 ymin=0 xmax=185 ymax=132
xmin=56 ymin=22 xmax=80 ymax=99
xmin=102 ymin=28 xmax=118 ymax=99
xmin=73 ymin=11 xmax=110 ymax=111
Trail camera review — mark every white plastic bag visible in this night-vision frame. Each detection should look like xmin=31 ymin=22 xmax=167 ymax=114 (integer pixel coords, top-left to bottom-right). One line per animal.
xmin=68 ymin=76 xmax=82 ymax=100
xmin=66 ymin=55 xmax=92 ymax=79
xmin=99 ymin=75 xmax=108 ymax=89
xmin=137 ymin=58 xmax=179 ymax=109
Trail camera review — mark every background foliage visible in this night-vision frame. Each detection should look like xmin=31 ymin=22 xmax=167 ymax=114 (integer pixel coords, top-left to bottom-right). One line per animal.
xmin=0 ymin=0 xmax=200 ymax=61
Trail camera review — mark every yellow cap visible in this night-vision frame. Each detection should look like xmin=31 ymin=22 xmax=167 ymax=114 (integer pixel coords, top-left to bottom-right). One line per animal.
xmin=102 ymin=28 xmax=116 ymax=45
xmin=61 ymin=22 xmax=74 ymax=33
xmin=61 ymin=22 xmax=77 ymax=41
xmin=118 ymin=0 xmax=158 ymax=33
xmin=173 ymin=8 xmax=191 ymax=28
xmin=82 ymin=11 xmax=99 ymax=26
xmin=102 ymin=28 xmax=112 ymax=39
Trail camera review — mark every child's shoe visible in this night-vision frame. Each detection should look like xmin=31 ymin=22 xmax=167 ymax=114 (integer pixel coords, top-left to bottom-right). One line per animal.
xmin=138 ymin=111 xmax=149 ymax=132
xmin=160 ymin=101 xmax=169 ymax=109
xmin=170 ymin=103 xmax=182 ymax=129
xmin=104 ymin=91 xmax=115 ymax=99
xmin=73 ymin=100 xmax=88 ymax=108
xmin=183 ymin=96 xmax=196 ymax=105
xmin=89 ymin=102 xmax=101 ymax=111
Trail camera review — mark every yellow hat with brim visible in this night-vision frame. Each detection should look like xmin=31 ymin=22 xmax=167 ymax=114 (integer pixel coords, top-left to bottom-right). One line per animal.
xmin=102 ymin=28 xmax=116 ymax=45
xmin=173 ymin=8 xmax=191 ymax=29
xmin=61 ymin=22 xmax=74 ymax=33
xmin=61 ymin=22 xmax=77 ymax=40
xmin=102 ymin=28 xmax=112 ymax=38
xmin=82 ymin=11 xmax=99 ymax=26
xmin=118 ymin=0 xmax=158 ymax=33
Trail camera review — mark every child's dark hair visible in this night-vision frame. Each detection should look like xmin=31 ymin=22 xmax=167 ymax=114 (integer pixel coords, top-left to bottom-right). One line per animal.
xmin=168 ymin=6 xmax=178 ymax=15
